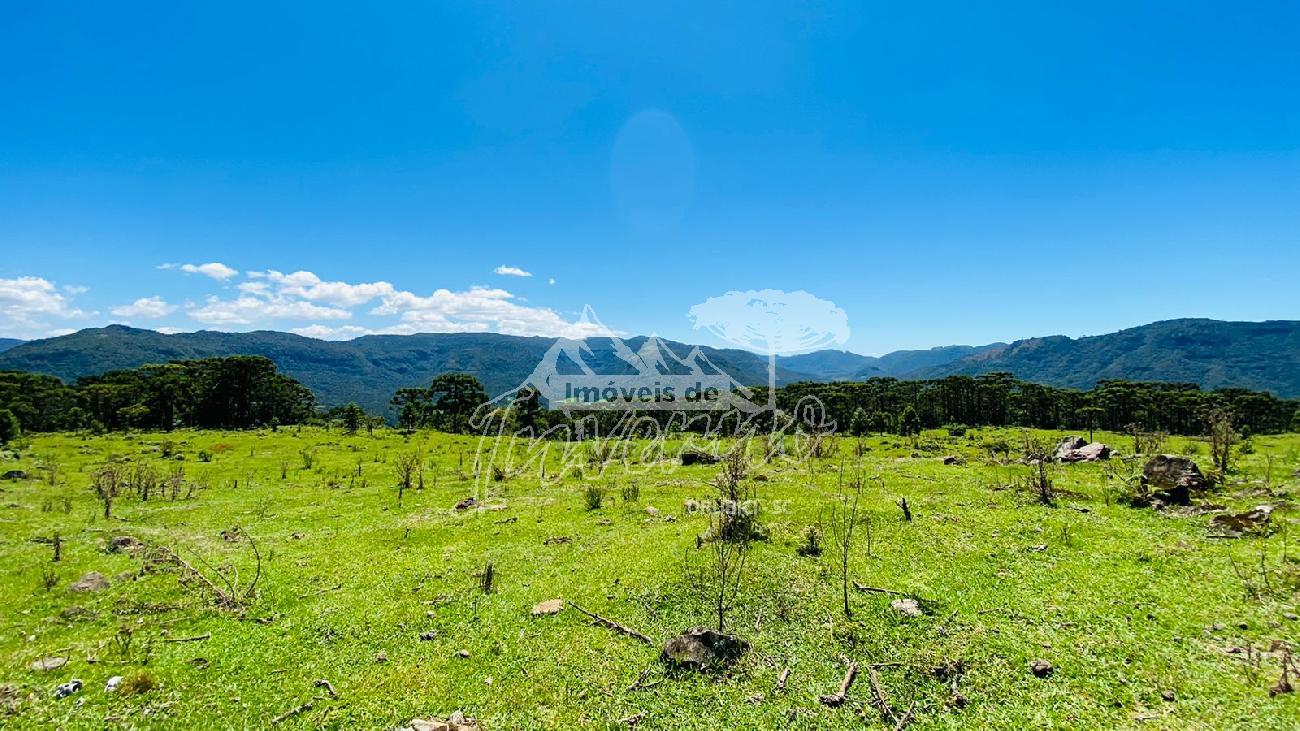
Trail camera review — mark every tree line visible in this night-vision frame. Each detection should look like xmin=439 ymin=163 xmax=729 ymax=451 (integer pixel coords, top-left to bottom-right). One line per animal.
xmin=4 ymin=362 xmax=1297 ymax=443
xmin=0 ymin=356 xmax=315 ymax=437
xmin=770 ymin=373 xmax=1299 ymax=437
xmin=393 ymin=371 xmax=1300 ymax=439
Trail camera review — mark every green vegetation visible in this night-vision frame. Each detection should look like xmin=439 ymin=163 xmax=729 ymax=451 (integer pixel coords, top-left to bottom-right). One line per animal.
xmin=918 ymin=318 xmax=1300 ymax=397
xmin=3 ymin=319 xmax=1300 ymax=420
xmin=776 ymin=375 xmax=1298 ymax=437
xmin=1 ymin=425 xmax=1296 ymax=728
xmin=0 ymin=356 xmax=314 ymax=433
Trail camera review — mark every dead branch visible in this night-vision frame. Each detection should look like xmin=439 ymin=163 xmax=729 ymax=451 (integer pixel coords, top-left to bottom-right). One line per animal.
xmin=819 ymin=659 xmax=858 ymax=707
xmin=271 ymin=697 xmax=319 ymax=724
xmin=867 ymin=666 xmax=898 ymax=724
xmin=313 ymin=679 xmax=338 ymax=699
xmin=776 ymin=666 xmax=791 ymax=691
xmin=893 ymin=701 xmax=917 ymax=730
xmin=569 ymin=602 xmax=653 ymax=645
xmin=852 ymin=581 xmax=908 ymax=596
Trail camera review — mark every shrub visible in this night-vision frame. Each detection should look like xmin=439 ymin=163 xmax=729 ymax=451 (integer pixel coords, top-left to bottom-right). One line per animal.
xmin=620 ymin=482 xmax=640 ymax=503
xmin=796 ymin=525 xmax=823 ymax=557
xmin=120 ymin=671 xmax=157 ymax=695
xmin=584 ymin=483 xmax=605 ymax=511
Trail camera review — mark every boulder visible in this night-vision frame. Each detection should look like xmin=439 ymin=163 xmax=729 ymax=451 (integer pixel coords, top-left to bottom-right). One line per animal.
xmin=680 ymin=450 xmax=720 ymax=466
xmin=1 ymin=470 xmax=27 ymax=481
xmin=531 ymin=599 xmax=564 ymax=616
xmin=1141 ymin=455 xmax=1205 ymax=505
xmin=661 ymin=627 xmax=749 ymax=668
xmin=69 ymin=572 xmax=109 ymax=593
xmin=30 ymin=657 xmax=67 ymax=672
xmin=53 ymin=679 xmax=82 ymax=699
xmin=1209 ymin=505 xmax=1273 ymax=537
xmin=453 ymin=496 xmax=477 ymax=511
xmin=890 ymin=598 xmax=924 ymax=617
xmin=1052 ymin=437 xmax=1088 ymax=460
xmin=1058 ymin=443 xmax=1111 ymax=463
xmin=107 ymin=536 xmax=142 ymax=553
xmin=942 ymin=455 xmax=965 ymax=465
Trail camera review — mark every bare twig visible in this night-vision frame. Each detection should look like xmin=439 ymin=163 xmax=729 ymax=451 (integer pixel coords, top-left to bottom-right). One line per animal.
xmin=569 ymin=602 xmax=653 ymax=645
xmin=313 ymin=679 xmax=338 ymax=699
xmin=893 ymin=701 xmax=917 ymax=730
xmin=271 ymin=697 xmax=319 ymax=724
xmin=776 ymin=666 xmax=791 ymax=691
xmin=867 ymin=666 xmax=898 ymax=723
xmin=852 ymin=581 xmax=907 ymax=596
xmin=819 ymin=659 xmax=858 ymax=707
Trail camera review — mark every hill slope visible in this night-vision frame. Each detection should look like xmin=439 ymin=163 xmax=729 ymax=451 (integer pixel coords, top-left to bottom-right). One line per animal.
xmin=3 ymin=319 xmax=1297 ymax=410
xmin=0 ymin=338 xmax=22 ymax=353
xmin=916 ymin=319 xmax=1300 ymax=397
xmin=0 ymin=326 xmax=811 ymax=414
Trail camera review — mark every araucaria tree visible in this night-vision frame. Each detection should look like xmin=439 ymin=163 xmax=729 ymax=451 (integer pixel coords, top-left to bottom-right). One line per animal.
xmin=387 ymin=373 xmax=489 ymax=434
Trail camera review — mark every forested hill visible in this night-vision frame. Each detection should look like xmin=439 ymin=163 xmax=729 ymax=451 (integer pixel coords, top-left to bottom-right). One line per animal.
xmin=0 ymin=339 xmax=23 ymax=353
xmin=1 ymin=318 xmax=1297 ymax=412
xmin=0 ymin=326 xmax=813 ymax=415
xmin=915 ymin=319 xmax=1300 ymax=398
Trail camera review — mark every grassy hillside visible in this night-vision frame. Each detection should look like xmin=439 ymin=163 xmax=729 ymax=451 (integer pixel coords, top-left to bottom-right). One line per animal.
xmin=919 ymin=319 xmax=1300 ymax=398
xmin=0 ymin=427 xmax=1296 ymax=728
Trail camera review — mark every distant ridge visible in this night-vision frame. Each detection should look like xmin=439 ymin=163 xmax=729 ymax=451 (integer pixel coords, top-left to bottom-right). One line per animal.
xmin=915 ymin=319 xmax=1300 ymax=397
xmin=1 ymin=319 xmax=1296 ymax=413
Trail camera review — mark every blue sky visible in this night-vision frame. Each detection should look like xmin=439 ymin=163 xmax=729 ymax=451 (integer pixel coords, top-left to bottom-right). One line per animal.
xmin=2 ymin=2 xmax=1297 ymax=353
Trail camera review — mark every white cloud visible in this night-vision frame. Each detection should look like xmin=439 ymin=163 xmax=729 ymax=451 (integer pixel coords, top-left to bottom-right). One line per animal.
xmin=548 ymin=277 xmax=556 ymax=285
xmin=176 ymin=262 xmax=239 ymax=281
xmin=291 ymin=324 xmax=373 ymax=340
xmin=494 ymin=265 xmax=533 ymax=278
xmin=111 ymin=296 xmax=177 ymax=318
xmin=0 ymin=276 xmax=88 ymax=337
xmin=372 ymin=285 xmax=614 ymax=338
xmin=156 ymin=327 xmax=188 ymax=335
xmin=188 ymin=295 xmax=351 ymax=325
xmin=248 ymin=269 xmax=396 ymax=306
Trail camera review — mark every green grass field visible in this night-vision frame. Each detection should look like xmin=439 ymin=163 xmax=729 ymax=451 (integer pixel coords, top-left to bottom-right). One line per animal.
xmin=1 ymin=427 xmax=1297 ymax=729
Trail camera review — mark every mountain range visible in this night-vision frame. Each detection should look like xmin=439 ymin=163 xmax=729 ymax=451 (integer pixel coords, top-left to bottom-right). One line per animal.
xmin=0 ymin=318 xmax=1296 ymax=413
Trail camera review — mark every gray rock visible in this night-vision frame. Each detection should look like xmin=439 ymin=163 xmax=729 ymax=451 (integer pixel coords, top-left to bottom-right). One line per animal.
xmin=1 ymin=470 xmax=27 ymax=481
xmin=891 ymin=598 xmax=923 ymax=617
xmin=54 ymin=679 xmax=82 ymax=698
xmin=69 ymin=572 xmax=109 ymax=593
xmin=1141 ymin=455 xmax=1206 ymax=505
xmin=1059 ymin=443 xmax=1111 ymax=463
xmin=30 ymin=656 xmax=67 ymax=672
xmin=1029 ymin=659 xmax=1053 ymax=678
xmin=1053 ymin=437 xmax=1088 ymax=460
xmin=660 ymin=627 xmax=750 ymax=668
xmin=107 ymin=536 xmax=142 ymax=553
